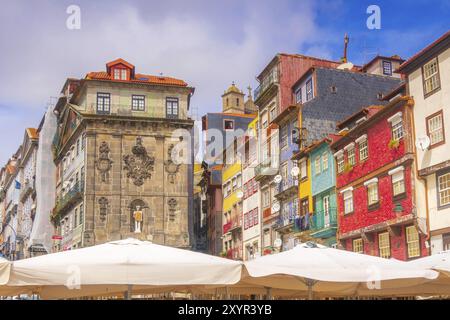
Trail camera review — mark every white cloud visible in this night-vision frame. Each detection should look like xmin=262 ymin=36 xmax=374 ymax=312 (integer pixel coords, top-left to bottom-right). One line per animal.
xmin=0 ymin=0 xmax=331 ymax=164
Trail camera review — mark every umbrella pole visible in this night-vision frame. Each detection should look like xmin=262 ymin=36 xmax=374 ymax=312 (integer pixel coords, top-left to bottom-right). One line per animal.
xmin=125 ymin=284 xmax=133 ymax=300
xmin=265 ymin=287 xmax=272 ymax=300
xmin=303 ymin=278 xmax=317 ymax=301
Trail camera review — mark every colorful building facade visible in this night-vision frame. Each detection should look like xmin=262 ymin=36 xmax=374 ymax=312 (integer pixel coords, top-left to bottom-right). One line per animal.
xmin=397 ymin=31 xmax=450 ymax=254
xmin=332 ymin=98 xmax=428 ymax=260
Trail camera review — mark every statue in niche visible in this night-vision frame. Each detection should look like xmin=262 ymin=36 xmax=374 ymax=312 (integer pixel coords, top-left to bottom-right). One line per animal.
xmin=133 ymin=205 xmax=143 ymax=233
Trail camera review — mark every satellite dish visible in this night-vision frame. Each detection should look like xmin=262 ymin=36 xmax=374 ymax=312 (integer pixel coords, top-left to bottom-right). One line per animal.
xmin=272 ymin=202 xmax=280 ymax=213
xmin=236 ymin=190 xmax=244 ymax=199
xmin=337 ymin=62 xmax=354 ymax=70
xmin=291 ymin=166 xmax=300 ymax=177
xmin=274 ymin=238 xmax=282 ymax=248
xmin=415 ymin=136 xmax=430 ymax=152
xmin=273 ymin=175 xmax=282 ymax=184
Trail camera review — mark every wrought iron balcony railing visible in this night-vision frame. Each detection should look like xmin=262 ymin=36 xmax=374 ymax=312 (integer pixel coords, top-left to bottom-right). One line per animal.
xmin=276 ymin=177 xmax=298 ymax=196
xmin=254 ymin=68 xmax=279 ymax=102
xmin=51 ymin=182 xmax=84 ymax=223
xmin=310 ymin=207 xmax=337 ymax=231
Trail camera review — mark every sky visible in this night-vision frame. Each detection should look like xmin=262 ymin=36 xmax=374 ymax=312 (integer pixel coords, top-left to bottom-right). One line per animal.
xmin=0 ymin=0 xmax=449 ymax=164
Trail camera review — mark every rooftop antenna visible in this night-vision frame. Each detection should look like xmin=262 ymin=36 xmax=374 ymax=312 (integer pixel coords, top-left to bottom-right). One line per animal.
xmin=341 ymin=33 xmax=349 ymax=63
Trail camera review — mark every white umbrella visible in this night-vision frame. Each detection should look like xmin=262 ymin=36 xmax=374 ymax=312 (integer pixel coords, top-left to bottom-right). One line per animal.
xmin=407 ymin=250 xmax=450 ymax=275
xmin=0 ymin=257 xmax=11 ymax=285
xmin=1 ymin=238 xmax=242 ymax=298
xmin=244 ymin=242 xmax=438 ymax=299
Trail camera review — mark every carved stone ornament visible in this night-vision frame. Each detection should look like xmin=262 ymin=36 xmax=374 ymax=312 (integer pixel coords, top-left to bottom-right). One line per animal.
xmin=168 ymin=198 xmax=178 ymax=222
xmin=96 ymin=142 xmax=113 ymax=183
xmin=98 ymin=197 xmax=108 ymax=222
xmin=164 ymin=144 xmax=181 ymax=184
xmin=123 ymin=137 xmax=155 ymax=186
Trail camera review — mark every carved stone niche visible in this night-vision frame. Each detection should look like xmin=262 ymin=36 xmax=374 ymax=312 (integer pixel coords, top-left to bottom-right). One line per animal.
xmin=98 ymin=197 xmax=108 ymax=222
xmin=96 ymin=141 xmax=113 ymax=183
xmin=164 ymin=144 xmax=181 ymax=184
xmin=123 ymin=137 xmax=155 ymax=186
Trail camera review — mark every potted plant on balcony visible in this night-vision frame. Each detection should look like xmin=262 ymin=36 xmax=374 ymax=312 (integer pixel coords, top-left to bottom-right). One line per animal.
xmin=343 ymin=162 xmax=353 ymax=173
xmin=388 ymin=138 xmax=400 ymax=150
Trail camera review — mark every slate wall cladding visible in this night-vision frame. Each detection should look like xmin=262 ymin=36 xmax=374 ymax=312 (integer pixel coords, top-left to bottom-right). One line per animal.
xmin=278 ymin=55 xmax=340 ymax=113
xmin=301 ymin=67 xmax=401 ymax=145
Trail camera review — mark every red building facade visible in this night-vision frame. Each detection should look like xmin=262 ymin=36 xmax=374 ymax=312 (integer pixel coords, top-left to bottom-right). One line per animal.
xmin=331 ymin=96 xmax=428 ymax=260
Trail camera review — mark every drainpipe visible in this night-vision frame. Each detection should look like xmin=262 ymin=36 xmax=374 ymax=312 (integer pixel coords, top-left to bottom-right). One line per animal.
xmin=408 ymin=97 xmax=431 ymax=252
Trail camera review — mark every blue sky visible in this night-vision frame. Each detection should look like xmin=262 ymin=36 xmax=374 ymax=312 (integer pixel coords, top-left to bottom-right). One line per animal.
xmin=0 ymin=0 xmax=448 ymax=164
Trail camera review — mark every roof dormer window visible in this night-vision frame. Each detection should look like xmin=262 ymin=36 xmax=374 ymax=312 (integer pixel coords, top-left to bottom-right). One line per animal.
xmin=113 ymin=68 xmax=128 ymax=80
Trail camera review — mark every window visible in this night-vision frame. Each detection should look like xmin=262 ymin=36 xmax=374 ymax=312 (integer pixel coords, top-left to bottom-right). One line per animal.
xmin=236 ymin=98 xmax=239 ymax=106
xmin=343 ymin=191 xmax=353 ymax=214
xmin=262 ymin=189 xmax=270 ymax=208
xmin=81 ymin=135 xmax=86 ymax=151
xmin=382 ymin=60 xmax=392 ymax=76
xmin=347 ymin=148 xmax=355 ymax=166
xmin=76 ymin=138 xmax=80 ymax=156
xmin=236 ymin=174 xmax=242 ymax=188
xmin=392 ymin=171 xmax=405 ymax=197
xmin=438 ymin=171 xmax=450 ymax=207
xmin=427 ymin=111 xmax=445 ymax=146
xmin=263 ymin=229 xmax=271 ymax=247
xmin=132 ymin=95 xmax=145 ymax=111
xmin=306 ymin=79 xmax=313 ymax=101
xmin=232 ymin=177 xmax=237 ymax=190
xmin=270 ymin=107 xmax=277 ymax=122
xmin=378 ymin=232 xmax=391 ymax=258
xmin=353 ymin=238 xmax=363 ymax=254
xmin=166 ymin=97 xmax=179 ymax=119
xmin=300 ymin=159 xmax=307 ymax=179
xmin=300 ymin=198 xmax=309 ymax=216
xmin=281 ymin=163 xmax=288 ymax=181
xmin=226 ymin=182 xmax=231 ymax=196
xmin=337 ymin=155 xmax=344 ymax=174
xmin=322 ymin=153 xmax=328 ymax=171
xmin=392 ymin=120 xmax=404 ymax=141
xmin=224 ymin=119 xmax=234 ymax=130
xmin=423 ymin=58 xmax=440 ymax=95
xmin=280 ymin=125 xmax=288 ymax=149
xmin=359 ymin=139 xmax=368 ymax=161
xmin=79 ymin=203 xmax=84 ymax=226
xmin=96 ymin=93 xmax=110 ymax=114
xmin=262 ymin=120 xmax=268 ymax=129
xmin=367 ymin=183 xmax=379 ymax=206
xmin=314 ymin=156 xmax=321 ymax=175
xmin=113 ymin=69 xmax=127 ymax=80
xmin=295 ymin=88 xmax=302 ymax=104
xmin=406 ymin=226 xmax=421 ymax=258
xmin=74 ymin=208 xmax=78 ymax=228
xmin=443 ymin=233 xmax=450 ymax=251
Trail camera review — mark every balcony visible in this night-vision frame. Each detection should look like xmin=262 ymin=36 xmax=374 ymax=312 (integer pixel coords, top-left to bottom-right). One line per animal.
xmin=223 ymin=221 xmax=232 ymax=234
xmin=254 ymin=68 xmax=279 ymax=103
xmin=228 ymin=215 xmax=242 ymax=233
xmin=293 ymin=214 xmax=312 ymax=233
xmin=310 ymin=208 xmax=338 ymax=239
xmin=275 ymin=177 xmax=298 ymax=200
xmin=19 ymin=179 xmax=35 ymax=203
xmin=274 ymin=203 xmax=298 ymax=231
xmin=226 ymin=247 xmax=243 ymax=260
xmin=255 ymin=158 xmax=278 ymax=180
xmin=51 ymin=182 xmax=84 ymax=223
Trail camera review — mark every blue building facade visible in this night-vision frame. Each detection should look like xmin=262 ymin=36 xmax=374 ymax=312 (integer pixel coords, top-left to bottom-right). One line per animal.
xmin=272 ymin=106 xmax=300 ymax=251
xmin=309 ymin=139 xmax=337 ymax=247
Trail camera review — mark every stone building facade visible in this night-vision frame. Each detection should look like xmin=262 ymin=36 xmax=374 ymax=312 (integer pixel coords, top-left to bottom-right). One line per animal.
xmin=51 ymin=59 xmax=194 ymax=250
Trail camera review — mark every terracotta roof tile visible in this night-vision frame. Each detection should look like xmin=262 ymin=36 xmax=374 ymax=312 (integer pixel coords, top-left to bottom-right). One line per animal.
xmin=85 ymin=71 xmax=188 ymax=87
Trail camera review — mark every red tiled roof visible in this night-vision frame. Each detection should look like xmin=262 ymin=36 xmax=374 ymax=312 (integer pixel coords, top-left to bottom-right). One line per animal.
xmin=397 ymin=30 xmax=450 ymax=73
xmin=106 ymin=58 xmax=135 ymax=70
xmin=85 ymin=71 xmax=188 ymax=87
